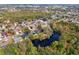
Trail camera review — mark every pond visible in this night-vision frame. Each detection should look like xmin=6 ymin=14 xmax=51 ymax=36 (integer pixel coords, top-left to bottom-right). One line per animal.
xmin=31 ymin=31 xmax=61 ymax=47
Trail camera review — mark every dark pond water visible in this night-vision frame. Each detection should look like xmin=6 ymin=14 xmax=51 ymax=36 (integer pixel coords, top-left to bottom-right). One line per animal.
xmin=31 ymin=31 xmax=61 ymax=47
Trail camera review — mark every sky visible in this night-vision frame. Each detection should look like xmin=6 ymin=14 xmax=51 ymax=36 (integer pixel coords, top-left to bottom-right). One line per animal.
xmin=0 ymin=0 xmax=79 ymax=4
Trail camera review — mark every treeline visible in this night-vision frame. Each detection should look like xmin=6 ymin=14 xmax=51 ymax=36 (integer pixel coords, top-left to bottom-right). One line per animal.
xmin=0 ymin=10 xmax=53 ymax=22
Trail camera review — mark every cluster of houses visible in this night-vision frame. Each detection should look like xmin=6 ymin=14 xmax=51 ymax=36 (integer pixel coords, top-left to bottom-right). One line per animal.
xmin=0 ymin=19 xmax=52 ymax=47
xmin=51 ymin=7 xmax=79 ymax=23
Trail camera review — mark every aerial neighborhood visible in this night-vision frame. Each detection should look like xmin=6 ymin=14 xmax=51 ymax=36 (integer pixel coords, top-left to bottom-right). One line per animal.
xmin=0 ymin=4 xmax=79 ymax=55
